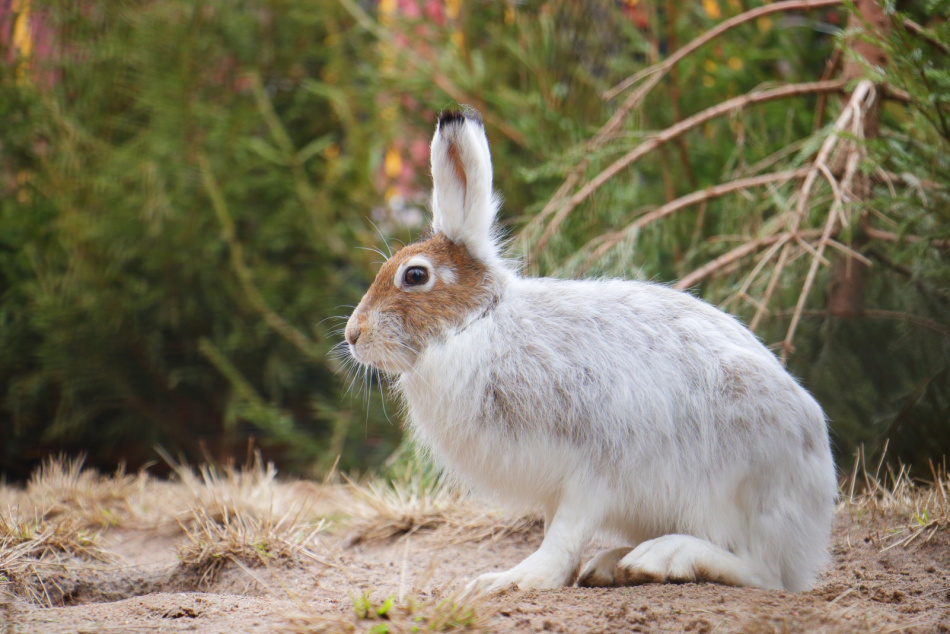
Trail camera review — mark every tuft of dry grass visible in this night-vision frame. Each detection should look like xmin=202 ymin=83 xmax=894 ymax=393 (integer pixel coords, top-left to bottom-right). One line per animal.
xmin=345 ymin=462 xmax=540 ymax=546
xmin=843 ymin=445 xmax=949 ymax=550
xmin=0 ymin=457 xmax=133 ymax=605
xmin=0 ymin=510 xmax=114 ymax=605
xmin=177 ymin=505 xmax=330 ymax=586
xmin=0 ymin=513 xmax=110 ymax=562
xmin=168 ymin=452 xmax=333 ymax=585
xmin=24 ymin=455 xmax=144 ymax=529
xmin=287 ymin=589 xmax=500 ymax=634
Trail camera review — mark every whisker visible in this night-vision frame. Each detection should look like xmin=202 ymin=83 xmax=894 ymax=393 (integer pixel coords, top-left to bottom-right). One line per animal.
xmin=357 ymin=245 xmax=390 ymax=261
xmin=376 ymin=367 xmax=394 ymax=426
xmin=317 ymin=314 xmax=351 ymax=327
xmin=367 ymin=218 xmax=394 ymax=258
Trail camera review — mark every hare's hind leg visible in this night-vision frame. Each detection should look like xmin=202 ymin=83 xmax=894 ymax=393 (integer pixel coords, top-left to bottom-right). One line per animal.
xmin=616 ymin=534 xmax=776 ymax=588
xmin=576 ymin=547 xmax=633 ymax=587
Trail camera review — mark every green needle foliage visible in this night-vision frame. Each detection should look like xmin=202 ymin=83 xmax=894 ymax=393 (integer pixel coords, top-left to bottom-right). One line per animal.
xmin=0 ymin=0 xmax=401 ymax=476
xmin=1 ymin=0 xmax=947 ymax=476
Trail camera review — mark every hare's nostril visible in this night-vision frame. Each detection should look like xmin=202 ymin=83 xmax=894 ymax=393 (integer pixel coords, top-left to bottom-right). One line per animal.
xmin=345 ymin=324 xmax=361 ymax=346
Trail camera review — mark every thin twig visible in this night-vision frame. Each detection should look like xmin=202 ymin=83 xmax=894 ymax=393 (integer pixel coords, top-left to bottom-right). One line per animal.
xmin=576 ymin=169 xmax=811 ymax=276
xmin=750 ymin=80 xmax=874 ymax=334
xmin=603 ymin=0 xmax=844 ymax=101
xmin=781 ymin=81 xmax=875 ymax=360
xmin=903 ymin=17 xmax=949 ymax=54
xmin=723 ymin=234 xmax=793 ymax=312
xmin=675 ymin=228 xmax=822 ymax=290
xmin=865 ymin=227 xmax=950 ymax=249
xmin=785 ymin=309 xmax=950 ymax=337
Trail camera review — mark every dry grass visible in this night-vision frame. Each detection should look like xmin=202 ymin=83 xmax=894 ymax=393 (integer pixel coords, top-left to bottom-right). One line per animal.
xmin=177 ymin=503 xmax=330 ymax=586
xmin=168 ymin=452 xmax=334 ymax=585
xmin=345 ymin=462 xmax=539 ymax=546
xmin=843 ymin=445 xmax=950 ymax=550
xmin=0 ymin=510 xmax=113 ymax=605
xmin=23 ymin=456 xmax=143 ymax=529
xmin=288 ymin=589 xmax=500 ymax=634
xmin=0 ymin=457 xmax=133 ymax=605
xmin=2 ymin=452 xmax=949 ymax=631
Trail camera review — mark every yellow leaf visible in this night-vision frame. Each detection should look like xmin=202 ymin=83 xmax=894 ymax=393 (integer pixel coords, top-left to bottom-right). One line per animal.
xmin=384 ymin=147 xmax=402 ymax=179
xmin=381 ymin=105 xmax=398 ymax=122
xmin=445 ymin=0 xmax=462 ymax=20
xmin=703 ymin=0 xmax=721 ymax=20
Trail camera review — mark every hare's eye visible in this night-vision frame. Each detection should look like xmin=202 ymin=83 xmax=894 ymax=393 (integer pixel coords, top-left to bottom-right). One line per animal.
xmin=404 ymin=266 xmax=430 ymax=286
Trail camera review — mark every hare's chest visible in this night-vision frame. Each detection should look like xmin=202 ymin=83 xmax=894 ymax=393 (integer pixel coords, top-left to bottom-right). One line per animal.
xmin=398 ymin=347 xmax=555 ymax=501
xmin=399 ymin=352 xmax=493 ymax=456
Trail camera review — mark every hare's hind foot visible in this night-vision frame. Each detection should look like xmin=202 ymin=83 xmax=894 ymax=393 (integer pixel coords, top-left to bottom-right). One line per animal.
xmin=576 ymin=547 xmax=633 ymax=587
xmin=615 ymin=534 xmax=767 ymax=588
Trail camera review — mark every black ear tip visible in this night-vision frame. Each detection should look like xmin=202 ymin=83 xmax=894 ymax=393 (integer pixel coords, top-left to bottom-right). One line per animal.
xmin=438 ymin=110 xmax=465 ymax=128
xmin=438 ymin=106 xmax=483 ymax=130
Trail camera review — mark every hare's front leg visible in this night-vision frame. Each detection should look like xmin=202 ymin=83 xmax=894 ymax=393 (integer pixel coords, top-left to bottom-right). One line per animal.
xmin=464 ymin=496 xmax=595 ymax=595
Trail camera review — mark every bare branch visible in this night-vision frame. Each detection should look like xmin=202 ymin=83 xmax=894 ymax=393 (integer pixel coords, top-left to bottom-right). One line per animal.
xmin=521 ymin=1 xmax=845 ymax=262
xmin=532 ymin=80 xmax=847 ymax=262
xmin=575 ymin=168 xmax=811 ymax=276
xmin=903 ymin=17 xmax=949 ymax=54
xmin=675 ymin=229 xmax=822 ymax=290
xmin=781 ymin=80 xmax=876 ymax=361
xmin=603 ymin=0 xmax=844 ymax=101
xmin=865 ymin=227 xmax=950 ymax=249
xmin=749 ymin=81 xmax=876 ymax=333
xmin=784 ymin=309 xmax=950 ymax=338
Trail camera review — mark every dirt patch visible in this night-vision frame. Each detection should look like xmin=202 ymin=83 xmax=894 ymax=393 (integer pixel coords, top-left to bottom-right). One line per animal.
xmin=3 ymin=508 xmax=949 ymax=633
xmin=3 ymin=459 xmax=950 ymax=633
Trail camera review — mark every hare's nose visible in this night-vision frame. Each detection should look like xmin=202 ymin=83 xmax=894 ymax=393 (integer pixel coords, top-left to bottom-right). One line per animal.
xmin=345 ymin=323 xmax=361 ymax=346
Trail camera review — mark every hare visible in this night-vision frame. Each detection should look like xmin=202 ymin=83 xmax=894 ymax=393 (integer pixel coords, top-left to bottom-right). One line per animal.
xmin=344 ymin=108 xmax=836 ymax=595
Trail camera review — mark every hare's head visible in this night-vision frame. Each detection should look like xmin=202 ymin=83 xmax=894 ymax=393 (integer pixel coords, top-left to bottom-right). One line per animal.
xmin=345 ymin=109 xmax=502 ymax=373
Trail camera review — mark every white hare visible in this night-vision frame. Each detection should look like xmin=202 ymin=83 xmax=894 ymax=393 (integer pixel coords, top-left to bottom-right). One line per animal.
xmin=345 ymin=108 xmax=836 ymax=594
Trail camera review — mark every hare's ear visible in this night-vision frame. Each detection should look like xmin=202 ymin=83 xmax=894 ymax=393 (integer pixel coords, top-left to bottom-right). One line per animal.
xmin=430 ymin=108 xmax=500 ymax=261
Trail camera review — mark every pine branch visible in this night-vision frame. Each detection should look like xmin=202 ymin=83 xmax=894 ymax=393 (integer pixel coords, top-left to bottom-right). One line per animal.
xmin=198 ymin=153 xmax=323 ymax=362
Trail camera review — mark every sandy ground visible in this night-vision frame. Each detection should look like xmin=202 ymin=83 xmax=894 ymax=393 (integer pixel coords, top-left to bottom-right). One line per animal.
xmin=3 ymin=499 xmax=949 ymax=634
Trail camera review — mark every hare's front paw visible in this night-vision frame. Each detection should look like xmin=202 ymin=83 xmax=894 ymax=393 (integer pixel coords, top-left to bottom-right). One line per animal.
xmin=464 ymin=557 xmax=574 ymax=596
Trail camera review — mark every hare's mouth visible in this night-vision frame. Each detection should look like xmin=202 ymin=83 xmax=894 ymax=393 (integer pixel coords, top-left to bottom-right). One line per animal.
xmin=349 ymin=339 xmax=417 ymax=375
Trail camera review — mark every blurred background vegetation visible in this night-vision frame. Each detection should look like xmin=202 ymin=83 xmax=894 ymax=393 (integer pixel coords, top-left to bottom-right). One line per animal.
xmin=1 ymin=0 xmax=947 ymax=480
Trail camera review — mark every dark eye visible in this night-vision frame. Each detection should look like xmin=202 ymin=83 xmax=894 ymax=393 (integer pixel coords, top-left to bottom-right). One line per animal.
xmin=403 ymin=266 xmax=430 ymax=286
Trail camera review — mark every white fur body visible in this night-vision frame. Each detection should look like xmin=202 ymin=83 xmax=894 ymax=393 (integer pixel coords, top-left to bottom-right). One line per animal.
xmin=346 ymin=110 xmax=836 ymax=594
xmin=400 ymin=274 xmax=835 ymax=591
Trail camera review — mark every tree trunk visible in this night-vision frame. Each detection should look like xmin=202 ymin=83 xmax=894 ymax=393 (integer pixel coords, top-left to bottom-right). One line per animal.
xmin=827 ymin=0 xmax=887 ymax=319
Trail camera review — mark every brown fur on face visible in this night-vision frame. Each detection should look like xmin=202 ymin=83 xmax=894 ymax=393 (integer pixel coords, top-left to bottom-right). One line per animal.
xmin=346 ymin=233 xmax=495 ymax=372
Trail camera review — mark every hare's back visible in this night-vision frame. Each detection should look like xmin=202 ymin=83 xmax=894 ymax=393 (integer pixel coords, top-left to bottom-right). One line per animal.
xmin=506 ymin=277 xmax=764 ymax=359
xmin=493 ymin=277 xmax=823 ymax=451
